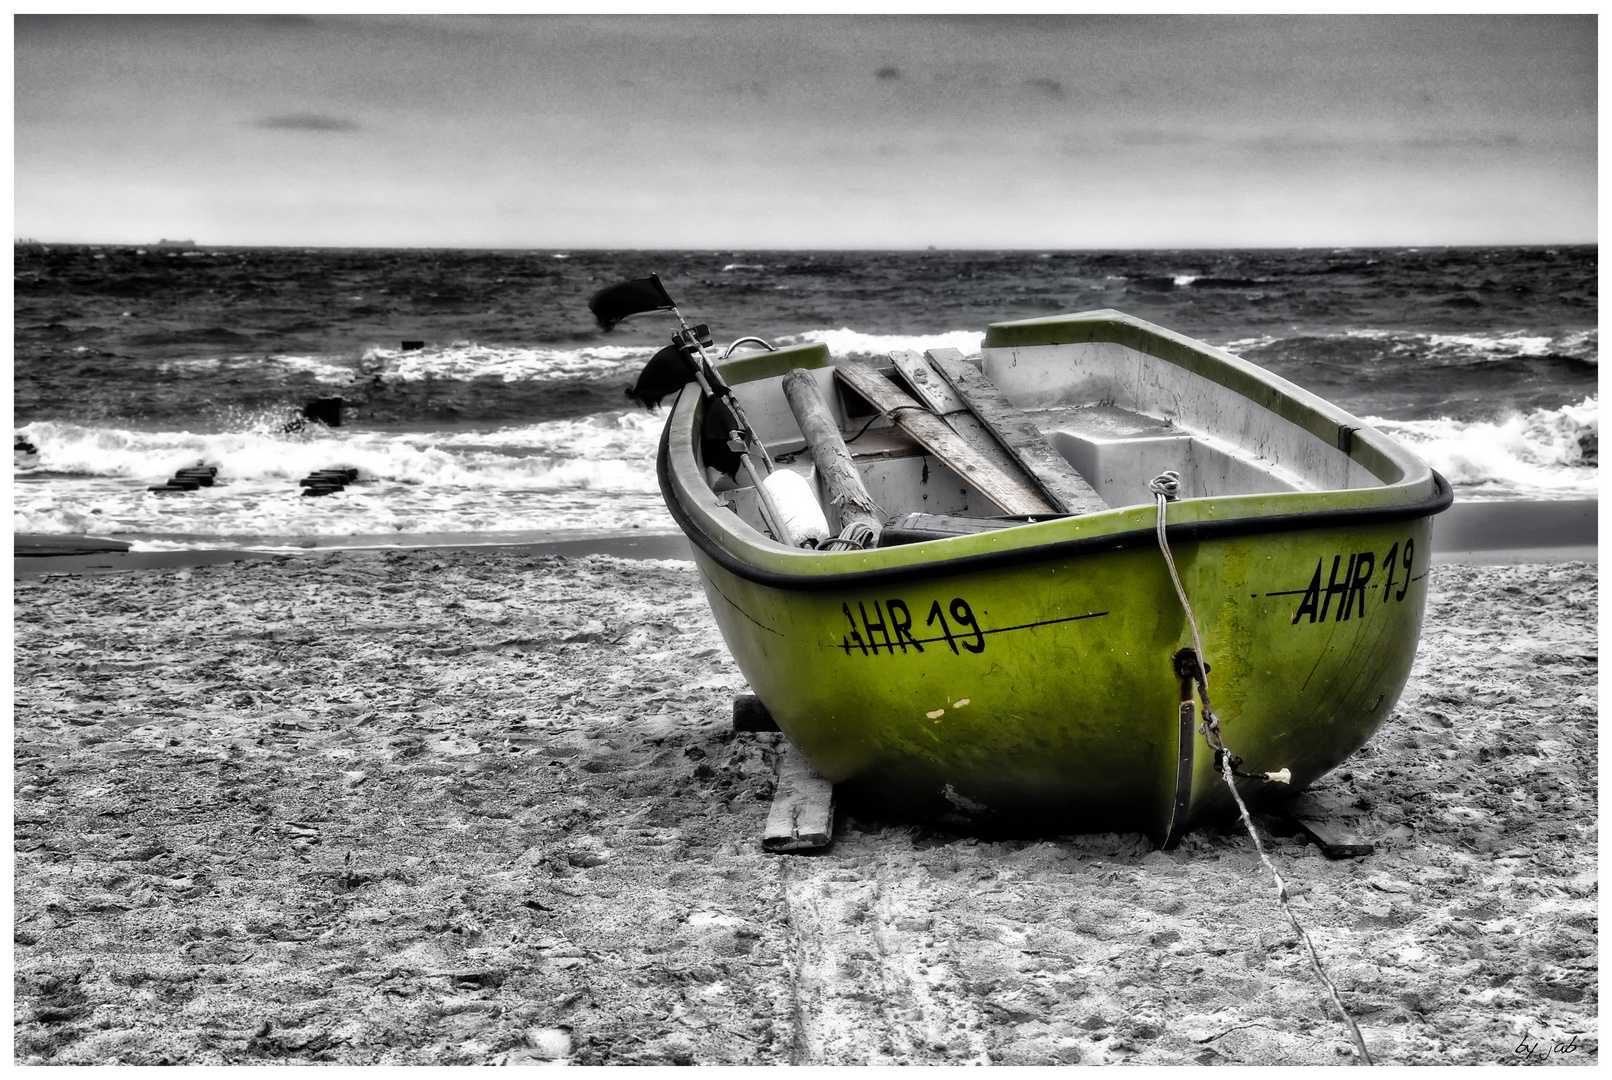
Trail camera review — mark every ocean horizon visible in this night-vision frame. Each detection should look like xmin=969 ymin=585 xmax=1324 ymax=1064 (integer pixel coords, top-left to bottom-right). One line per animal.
xmin=15 ymin=243 xmax=1597 ymax=551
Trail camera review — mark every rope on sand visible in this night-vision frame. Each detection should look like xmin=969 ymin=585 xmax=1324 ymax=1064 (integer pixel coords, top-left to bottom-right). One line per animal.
xmin=1150 ymin=471 xmax=1374 ymax=1067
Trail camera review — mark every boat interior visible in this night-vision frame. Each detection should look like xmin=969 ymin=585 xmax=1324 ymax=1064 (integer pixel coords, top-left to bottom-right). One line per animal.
xmin=703 ymin=326 xmax=1389 ymax=548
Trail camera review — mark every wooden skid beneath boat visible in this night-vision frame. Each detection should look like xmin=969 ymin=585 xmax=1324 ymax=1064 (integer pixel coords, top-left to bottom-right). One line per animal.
xmin=732 ymin=693 xmax=781 ymax=733
xmin=833 ymin=362 xmax=1052 ymax=516
xmin=1279 ymin=793 xmax=1376 ymax=858
xmin=763 ymin=743 xmax=835 ymax=852
xmin=926 ymin=348 xmax=1105 ymax=515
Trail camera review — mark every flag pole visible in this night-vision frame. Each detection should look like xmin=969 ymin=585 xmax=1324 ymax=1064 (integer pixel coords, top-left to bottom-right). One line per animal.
xmin=665 ymin=307 xmax=795 ymax=547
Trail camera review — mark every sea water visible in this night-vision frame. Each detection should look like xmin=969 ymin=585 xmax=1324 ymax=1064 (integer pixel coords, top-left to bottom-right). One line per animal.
xmin=13 ymin=246 xmax=1597 ymax=550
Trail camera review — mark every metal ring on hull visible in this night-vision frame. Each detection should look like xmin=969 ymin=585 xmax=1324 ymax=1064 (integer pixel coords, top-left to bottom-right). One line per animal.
xmin=657 ymin=420 xmax=1455 ymax=593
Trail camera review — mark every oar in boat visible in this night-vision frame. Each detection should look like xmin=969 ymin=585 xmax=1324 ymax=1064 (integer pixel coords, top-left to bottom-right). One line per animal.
xmin=592 ymin=274 xmax=799 ymax=546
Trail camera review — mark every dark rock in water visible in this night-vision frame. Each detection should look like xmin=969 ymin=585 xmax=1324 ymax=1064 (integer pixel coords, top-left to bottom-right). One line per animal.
xmin=302 ymin=397 xmax=344 ymax=428
xmin=1577 ymin=430 xmax=1597 ymax=465
xmin=15 ymin=437 xmax=38 ymax=454
xmin=401 ymin=340 xmax=425 ymax=351
xmin=300 ymin=468 xmax=358 ymax=492
xmin=171 ymin=464 xmax=218 ymax=487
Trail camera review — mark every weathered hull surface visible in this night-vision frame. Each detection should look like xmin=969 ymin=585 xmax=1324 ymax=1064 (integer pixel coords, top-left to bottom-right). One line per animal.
xmin=689 ymin=512 xmax=1432 ymax=844
xmin=660 ymin=311 xmax=1449 ymax=844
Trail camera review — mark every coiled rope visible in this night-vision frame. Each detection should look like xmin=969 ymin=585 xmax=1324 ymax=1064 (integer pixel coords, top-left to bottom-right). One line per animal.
xmin=1149 ymin=471 xmax=1374 ymax=1066
xmin=821 ymin=521 xmax=876 ymax=552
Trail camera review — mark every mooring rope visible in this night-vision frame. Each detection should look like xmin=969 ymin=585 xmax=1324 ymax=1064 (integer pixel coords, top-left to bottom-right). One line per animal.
xmin=1149 ymin=471 xmax=1374 ymax=1066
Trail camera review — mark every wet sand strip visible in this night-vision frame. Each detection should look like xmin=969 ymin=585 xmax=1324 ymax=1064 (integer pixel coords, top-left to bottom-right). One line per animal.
xmin=14 ymin=532 xmax=696 ymax=578
xmin=14 ymin=499 xmax=1597 ymax=579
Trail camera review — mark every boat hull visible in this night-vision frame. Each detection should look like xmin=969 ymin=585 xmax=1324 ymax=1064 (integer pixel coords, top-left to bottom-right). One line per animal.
xmin=658 ymin=312 xmax=1450 ymax=845
xmin=690 ymin=508 xmax=1432 ymax=844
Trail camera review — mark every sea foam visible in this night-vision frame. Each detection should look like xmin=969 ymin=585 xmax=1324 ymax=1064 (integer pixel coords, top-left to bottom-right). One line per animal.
xmin=1365 ymin=397 xmax=1598 ymax=500
xmin=780 ymin=328 xmax=984 ymax=359
xmin=12 ymin=413 xmax=670 ymax=544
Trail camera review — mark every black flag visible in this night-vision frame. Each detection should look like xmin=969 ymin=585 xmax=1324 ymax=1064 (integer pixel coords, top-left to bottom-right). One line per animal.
xmin=625 ymin=343 xmax=698 ymax=409
xmin=588 ymin=274 xmax=676 ymax=331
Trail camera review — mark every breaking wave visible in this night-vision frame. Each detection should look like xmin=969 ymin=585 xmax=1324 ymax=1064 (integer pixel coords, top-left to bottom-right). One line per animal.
xmin=779 ymin=327 xmax=984 ymax=360
xmin=12 ymin=413 xmax=670 ymax=542
xmin=1366 ymin=397 xmax=1598 ymax=500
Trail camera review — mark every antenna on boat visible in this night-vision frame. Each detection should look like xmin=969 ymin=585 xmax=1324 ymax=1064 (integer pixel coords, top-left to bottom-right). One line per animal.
xmin=589 ymin=274 xmax=796 ymax=546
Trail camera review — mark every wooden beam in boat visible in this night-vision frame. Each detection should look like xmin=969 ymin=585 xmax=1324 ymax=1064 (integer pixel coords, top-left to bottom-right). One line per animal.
xmin=833 ymin=362 xmax=1053 ymax=516
xmin=925 ymin=348 xmax=1106 ymax=515
xmin=763 ymin=743 xmax=836 ymax=853
xmin=887 ymin=348 xmax=968 ymax=414
xmin=782 ymin=369 xmax=884 ymax=539
xmin=887 ymin=349 xmax=1048 ymax=498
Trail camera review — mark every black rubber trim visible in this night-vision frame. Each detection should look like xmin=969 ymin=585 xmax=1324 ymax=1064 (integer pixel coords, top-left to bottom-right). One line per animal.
xmin=658 ymin=420 xmax=1455 ymax=593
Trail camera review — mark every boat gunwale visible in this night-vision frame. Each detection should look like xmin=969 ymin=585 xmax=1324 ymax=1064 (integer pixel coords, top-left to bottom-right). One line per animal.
xmin=659 ymin=418 xmax=1453 ymax=592
xmin=665 ymin=309 xmax=1450 ymax=590
xmin=982 ymin=308 xmax=1416 ymax=485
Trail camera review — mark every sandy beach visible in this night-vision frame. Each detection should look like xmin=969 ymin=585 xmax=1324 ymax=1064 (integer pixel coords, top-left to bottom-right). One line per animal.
xmin=12 ymin=548 xmax=1597 ymax=1065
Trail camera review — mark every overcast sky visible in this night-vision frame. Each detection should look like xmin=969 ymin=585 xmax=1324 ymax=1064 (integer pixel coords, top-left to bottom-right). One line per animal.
xmin=13 ymin=14 xmax=1598 ymax=249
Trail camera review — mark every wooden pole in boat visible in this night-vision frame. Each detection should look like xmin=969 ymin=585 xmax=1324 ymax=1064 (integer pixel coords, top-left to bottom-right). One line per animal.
xmin=782 ymin=368 xmax=883 ymax=541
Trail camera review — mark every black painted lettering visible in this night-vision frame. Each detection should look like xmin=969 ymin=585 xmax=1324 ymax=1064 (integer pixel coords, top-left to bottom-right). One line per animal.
xmin=1396 ymin=539 xmax=1414 ymax=601
xmin=926 ymin=600 xmax=959 ymax=655
xmin=950 ymin=598 xmax=986 ymax=654
xmin=887 ymin=599 xmax=922 ymax=653
xmin=1293 ymin=559 xmax=1323 ymax=624
xmin=1380 ymin=542 xmax=1399 ymax=603
xmin=1318 ymin=554 xmax=1352 ymax=622
xmin=841 ymin=602 xmax=868 ymax=656
xmin=859 ymin=601 xmax=893 ymax=655
xmin=1341 ymin=552 xmax=1374 ymax=621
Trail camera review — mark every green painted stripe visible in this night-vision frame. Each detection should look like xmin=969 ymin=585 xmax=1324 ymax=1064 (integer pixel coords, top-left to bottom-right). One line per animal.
xmin=659 ymin=412 xmax=1452 ymax=591
xmin=716 ymin=341 xmax=830 ymax=385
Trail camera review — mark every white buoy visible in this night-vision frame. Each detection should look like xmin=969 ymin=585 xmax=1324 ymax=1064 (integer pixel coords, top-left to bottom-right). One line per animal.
xmin=761 ymin=469 xmax=830 ymax=547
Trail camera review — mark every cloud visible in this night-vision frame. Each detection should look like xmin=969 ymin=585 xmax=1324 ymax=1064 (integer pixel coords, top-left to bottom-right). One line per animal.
xmin=252 ymin=113 xmax=360 ymax=133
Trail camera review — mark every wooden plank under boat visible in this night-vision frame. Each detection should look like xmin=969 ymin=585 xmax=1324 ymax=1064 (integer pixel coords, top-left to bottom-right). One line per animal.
xmin=656 ymin=308 xmax=1452 ymax=846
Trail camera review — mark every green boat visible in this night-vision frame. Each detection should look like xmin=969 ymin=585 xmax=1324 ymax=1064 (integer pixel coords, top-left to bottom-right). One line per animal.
xmin=635 ymin=299 xmax=1450 ymax=846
